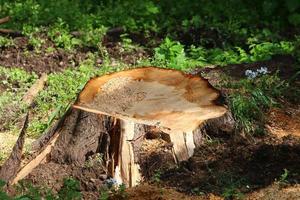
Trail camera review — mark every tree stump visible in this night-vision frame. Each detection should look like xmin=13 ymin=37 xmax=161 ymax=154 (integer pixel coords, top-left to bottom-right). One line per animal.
xmin=8 ymin=67 xmax=232 ymax=187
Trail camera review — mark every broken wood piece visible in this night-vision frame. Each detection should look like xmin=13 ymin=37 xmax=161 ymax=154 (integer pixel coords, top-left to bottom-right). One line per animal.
xmin=22 ymin=73 xmax=48 ymax=107
xmin=0 ymin=113 xmax=29 ymax=183
xmin=0 ymin=16 xmax=10 ymax=25
xmin=0 ymin=28 xmax=22 ymax=37
xmin=11 ymin=133 xmax=60 ymax=185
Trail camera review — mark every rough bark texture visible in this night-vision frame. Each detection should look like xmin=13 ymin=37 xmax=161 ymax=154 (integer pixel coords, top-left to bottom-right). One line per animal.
xmin=0 ymin=114 xmax=28 ymax=183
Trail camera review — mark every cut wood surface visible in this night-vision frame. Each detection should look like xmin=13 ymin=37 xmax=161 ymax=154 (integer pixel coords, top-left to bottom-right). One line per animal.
xmin=74 ymin=67 xmax=226 ymax=133
xmin=6 ymin=67 xmax=232 ymax=188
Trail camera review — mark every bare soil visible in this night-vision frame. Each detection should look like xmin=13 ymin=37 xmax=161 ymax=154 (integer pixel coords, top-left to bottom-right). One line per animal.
xmin=0 ymin=35 xmax=148 ymax=75
xmin=0 ymin=37 xmax=89 ymax=75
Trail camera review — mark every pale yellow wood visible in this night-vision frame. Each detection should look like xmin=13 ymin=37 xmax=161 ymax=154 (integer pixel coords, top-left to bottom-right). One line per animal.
xmin=11 ymin=133 xmax=60 ymax=185
xmin=114 ymin=120 xmax=141 ymax=187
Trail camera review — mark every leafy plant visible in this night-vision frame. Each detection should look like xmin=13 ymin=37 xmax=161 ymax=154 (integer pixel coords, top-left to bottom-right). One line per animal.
xmin=48 ymin=19 xmax=81 ymax=51
xmin=151 ymin=170 xmax=162 ymax=184
xmin=80 ymin=26 xmax=107 ymax=49
xmin=278 ymin=168 xmax=290 ymax=184
xmin=58 ymin=178 xmax=82 ymax=200
xmin=120 ymin=33 xmax=136 ymax=53
xmin=22 ymin=25 xmax=45 ymax=51
xmin=153 ymin=37 xmax=187 ymax=70
xmin=0 ymin=36 xmax=14 ymax=48
xmin=99 ymin=183 xmax=128 ymax=200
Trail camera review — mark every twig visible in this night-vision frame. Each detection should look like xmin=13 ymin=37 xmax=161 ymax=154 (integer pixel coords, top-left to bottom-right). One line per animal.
xmin=0 ymin=28 xmax=23 ymax=37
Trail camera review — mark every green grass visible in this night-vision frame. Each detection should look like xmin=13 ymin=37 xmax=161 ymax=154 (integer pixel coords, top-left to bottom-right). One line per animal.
xmin=0 ymin=67 xmax=37 ymax=131
xmin=1 ymin=178 xmax=82 ymax=200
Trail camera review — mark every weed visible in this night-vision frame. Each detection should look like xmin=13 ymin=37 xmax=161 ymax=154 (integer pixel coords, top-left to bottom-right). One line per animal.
xmin=249 ymin=41 xmax=294 ymax=61
xmin=99 ymin=190 xmax=109 ymax=200
xmin=80 ymin=26 xmax=107 ymax=49
xmin=153 ymin=37 xmax=188 ymax=70
xmin=0 ymin=67 xmax=37 ymax=130
xmin=99 ymin=183 xmax=128 ymax=200
xmin=45 ymin=47 xmax=56 ymax=54
xmin=0 ymin=36 xmax=14 ymax=48
xmin=278 ymin=169 xmax=290 ymax=184
xmin=0 ymin=180 xmax=10 ymax=200
xmin=151 ymin=170 xmax=162 ymax=184
xmin=22 ymin=25 xmax=45 ymax=52
xmin=120 ymin=33 xmax=136 ymax=53
xmin=58 ymin=178 xmax=82 ymax=200
xmin=48 ymin=18 xmax=81 ymax=51
xmin=85 ymin=153 xmax=103 ymax=168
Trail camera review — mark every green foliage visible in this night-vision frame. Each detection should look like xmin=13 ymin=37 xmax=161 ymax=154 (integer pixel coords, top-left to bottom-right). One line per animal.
xmin=57 ymin=178 xmax=81 ymax=200
xmin=153 ymin=38 xmax=189 ymax=70
xmin=0 ymin=180 xmax=10 ymax=200
xmin=100 ymin=183 xmax=128 ymax=200
xmin=27 ymin=56 xmax=126 ymax=137
xmin=249 ymin=41 xmax=294 ymax=61
xmin=0 ymin=36 xmax=14 ymax=48
xmin=0 ymin=67 xmax=37 ymax=129
xmin=0 ymin=178 xmax=82 ymax=200
xmin=227 ymin=73 xmax=289 ymax=133
xmin=48 ymin=19 xmax=81 ymax=51
xmin=0 ymin=67 xmax=37 ymax=87
xmin=151 ymin=170 xmax=162 ymax=184
xmin=279 ymin=169 xmax=290 ymax=184
xmin=80 ymin=26 xmax=107 ymax=49
xmin=119 ymin=34 xmax=137 ymax=53
xmin=28 ymin=58 xmax=98 ymax=136
xmin=22 ymin=25 xmax=45 ymax=51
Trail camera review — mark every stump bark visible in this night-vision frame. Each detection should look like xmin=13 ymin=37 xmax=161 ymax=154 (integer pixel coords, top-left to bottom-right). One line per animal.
xmin=6 ymin=67 xmax=233 ymax=187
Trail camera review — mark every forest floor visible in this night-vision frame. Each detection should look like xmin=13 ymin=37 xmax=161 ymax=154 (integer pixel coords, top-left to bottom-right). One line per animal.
xmin=0 ymin=33 xmax=300 ymax=200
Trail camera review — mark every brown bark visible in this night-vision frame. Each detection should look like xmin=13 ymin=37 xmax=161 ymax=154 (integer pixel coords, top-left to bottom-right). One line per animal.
xmin=0 ymin=114 xmax=29 ymax=183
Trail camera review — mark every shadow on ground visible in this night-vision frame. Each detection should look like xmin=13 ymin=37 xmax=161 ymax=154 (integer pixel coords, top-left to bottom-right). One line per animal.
xmin=158 ymin=133 xmax=300 ymax=197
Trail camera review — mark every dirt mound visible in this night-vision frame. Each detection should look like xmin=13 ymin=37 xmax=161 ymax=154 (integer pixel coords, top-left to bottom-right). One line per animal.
xmin=246 ymin=183 xmax=300 ymax=200
xmin=266 ymin=105 xmax=300 ymax=138
xmin=123 ymin=184 xmax=223 ymax=200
